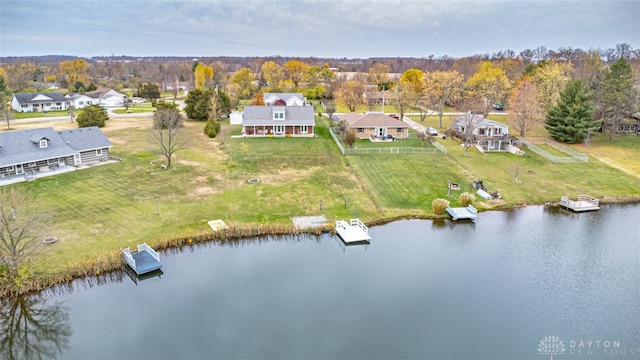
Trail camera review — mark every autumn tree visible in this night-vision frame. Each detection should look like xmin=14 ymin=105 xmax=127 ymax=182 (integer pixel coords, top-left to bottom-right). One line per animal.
xmin=466 ymin=61 xmax=510 ymax=117
xmin=528 ymin=60 xmax=573 ymax=111
xmin=545 ymin=79 xmax=596 ymax=143
xmin=261 ymin=61 xmax=285 ymax=90
xmin=334 ymin=81 xmax=364 ymax=112
xmin=392 ymin=81 xmax=419 ymax=122
xmin=230 ymin=68 xmax=256 ymax=99
xmin=284 ymin=60 xmax=309 ymax=88
xmin=152 ymin=107 xmax=183 ymax=168
xmin=367 ymin=62 xmax=391 ymax=86
xmin=0 ymin=187 xmax=46 ymax=281
xmin=598 ymin=58 xmax=637 ymax=139
xmin=58 ymin=59 xmax=90 ymax=89
xmin=507 ymin=76 xmax=544 ymax=137
xmin=252 ymin=92 xmax=265 ymax=105
xmin=76 ymin=105 xmax=108 ymax=127
xmin=423 ymin=70 xmax=464 ymax=128
xmin=400 ymin=68 xmax=425 ymax=92
xmin=8 ymin=62 xmax=38 ymax=90
xmin=194 ymin=63 xmax=214 ymax=89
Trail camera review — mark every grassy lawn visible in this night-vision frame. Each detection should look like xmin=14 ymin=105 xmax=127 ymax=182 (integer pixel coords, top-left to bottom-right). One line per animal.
xmin=112 ymin=103 xmax=156 ymax=114
xmin=12 ymin=110 xmax=71 ymax=119
xmin=4 ymin=113 xmax=640 ymax=289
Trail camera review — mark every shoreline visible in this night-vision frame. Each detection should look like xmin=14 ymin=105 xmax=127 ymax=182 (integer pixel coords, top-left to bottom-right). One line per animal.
xmin=3 ymin=196 xmax=639 ymax=297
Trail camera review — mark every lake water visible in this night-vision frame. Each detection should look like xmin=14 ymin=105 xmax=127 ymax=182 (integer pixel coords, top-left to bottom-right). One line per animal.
xmin=2 ymin=204 xmax=640 ymax=360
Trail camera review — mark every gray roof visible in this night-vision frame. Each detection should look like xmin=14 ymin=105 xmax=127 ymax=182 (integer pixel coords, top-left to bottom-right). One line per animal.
xmin=0 ymin=126 xmax=112 ymax=167
xmin=243 ymin=105 xmax=315 ymax=126
xmin=12 ymin=92 xmax=67 ymax=104
xmin=263 ymin=93 xmax=304 ymax=101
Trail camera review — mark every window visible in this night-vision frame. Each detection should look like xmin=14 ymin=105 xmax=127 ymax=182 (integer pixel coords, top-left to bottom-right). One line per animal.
xmin=357 ymin=128 xmax=364 ymax=133
xmin=273 ymin=111 xmax=285 ymax=120
xmin=397 ymin=128 xmax=404 ymax=133
xmin=39 ymin=139 xmax=48 ymax=148
xmin=96 ymin=148 xmax=103 ymax=156
xmin=479 ymin=128 xmax=486 ymax=135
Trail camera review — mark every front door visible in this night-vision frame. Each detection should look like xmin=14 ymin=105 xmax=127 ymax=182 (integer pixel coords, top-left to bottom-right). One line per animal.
xmin=15 ymin=164 xmax=24 ymax=175
xmin=74 ymin=153 xmax=81 ymax=165
xmin=274 ymin=125 xmax=285 ymax=135
xmin=376 ymin=127 xmax=386 ymax=137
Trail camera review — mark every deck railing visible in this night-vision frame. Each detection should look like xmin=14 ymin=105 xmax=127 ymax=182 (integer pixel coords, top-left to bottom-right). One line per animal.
xmin=561 ymin=194 xmax=599 ymax=209
xmin=138 ymin=243 xmax=160 ymax=262
xmin=350 ymin=219 xmax=368 ymax=234
xmin=467 ymin=205 xmax=478 ymax=215
xmin=122 ymin=247 xmax=136 ymax=269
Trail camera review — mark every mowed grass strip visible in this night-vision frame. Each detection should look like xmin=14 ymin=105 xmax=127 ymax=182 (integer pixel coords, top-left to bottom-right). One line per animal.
xmin=8 ymin=114 xmax=640 ymax=280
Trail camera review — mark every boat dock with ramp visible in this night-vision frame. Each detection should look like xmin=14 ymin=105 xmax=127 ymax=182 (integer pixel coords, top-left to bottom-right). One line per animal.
xmin=559 ymin=194 xmax=600 ymax=212
xmin=335 ymin=218 xmax=371 ymax=244
xmin=446 ymin=205 xmax=478 ymax=221
xmin=122 ymin=243 xmax=163 ymax=275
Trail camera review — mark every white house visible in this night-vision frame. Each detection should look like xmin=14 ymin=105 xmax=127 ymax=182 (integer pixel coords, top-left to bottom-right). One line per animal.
xmin=85 ymin=88 xmax=128 ymax=107
xmin=66 ymin=93 xmax=95 ymax=109
xmin=10 ymin=92 xmax=69 ymax=113
xmin=453 ymin=114 xmax=522 ymax=153
xmin=263 ymin=93 xmax=307 ymax=106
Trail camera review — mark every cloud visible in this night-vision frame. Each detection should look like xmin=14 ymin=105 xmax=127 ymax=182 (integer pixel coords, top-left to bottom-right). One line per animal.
xmin=0 ymin=0 xmax=637 ymax=58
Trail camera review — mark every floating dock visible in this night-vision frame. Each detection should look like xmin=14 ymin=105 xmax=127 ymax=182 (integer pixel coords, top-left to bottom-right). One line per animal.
xmin=122 ymin=243 xmax=163 ymax=275
xmin=446 ymin=205 xmax=478 ymax=220
xmin=335 ymin=219 xmax=371 ymax=244
xmin=560 ymin=194 xmax=600 ymax=212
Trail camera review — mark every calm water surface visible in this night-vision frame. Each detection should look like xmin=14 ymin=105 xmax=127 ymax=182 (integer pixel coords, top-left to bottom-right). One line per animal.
xmin=3 ymin=204 xmax=640 ymax=359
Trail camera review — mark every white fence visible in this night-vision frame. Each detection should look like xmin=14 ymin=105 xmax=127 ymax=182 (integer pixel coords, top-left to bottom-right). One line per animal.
xmin=329 ymin=127 xmax=447 ymax=155
xmin=520 ymin=138 xmax=588 ymax=163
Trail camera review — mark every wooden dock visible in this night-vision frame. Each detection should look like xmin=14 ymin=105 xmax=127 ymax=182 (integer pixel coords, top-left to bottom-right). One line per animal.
xmin=335 ymin=219 xmax=371 ymax=244
xmin=446 ymin=205 xmax=478 ymax=220
xmin=560 ymin=194 xmax=600 ymax=212
xmin=123 ymin=243 xmax=163 ymax=275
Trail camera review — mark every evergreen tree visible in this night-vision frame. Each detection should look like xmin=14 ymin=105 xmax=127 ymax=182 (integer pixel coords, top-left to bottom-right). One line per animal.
xmin=599 ymin=58 xmax=637 ymax=139
xmin=545 ymin=79 xmax=596 ymax=144
xmin=184 ymin=88 xmax=213 ymax=121
xmin=76 ymin=105 xmax=108 ymax=128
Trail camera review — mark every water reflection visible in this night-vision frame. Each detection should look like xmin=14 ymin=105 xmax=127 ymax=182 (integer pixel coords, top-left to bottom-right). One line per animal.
xmin=0 ymin=294 xmax=72 ymax=360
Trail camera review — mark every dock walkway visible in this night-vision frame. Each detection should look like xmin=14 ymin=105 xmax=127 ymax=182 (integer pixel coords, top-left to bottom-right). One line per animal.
xmin=335 ymin=219 xmax=371 ymax=244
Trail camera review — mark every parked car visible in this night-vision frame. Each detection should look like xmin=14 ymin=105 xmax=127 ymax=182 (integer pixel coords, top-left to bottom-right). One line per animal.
xmin=381 ymin=134 xmax=396 ymax=141
xmin=492 ymin=102 xmax=505 ymax=111
xmin=427 ymin=127 xmax=438 ymax=136
xmin=389 ymin=114 xmax=400 ymax=120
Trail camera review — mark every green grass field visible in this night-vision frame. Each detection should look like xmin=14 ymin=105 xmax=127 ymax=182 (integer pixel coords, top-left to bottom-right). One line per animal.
xmin=4 ymin=113 xmax=640 ymax=290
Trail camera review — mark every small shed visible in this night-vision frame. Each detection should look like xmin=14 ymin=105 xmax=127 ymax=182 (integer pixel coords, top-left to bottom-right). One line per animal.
xmin=230 ymin=111 xmax=243 ymax=125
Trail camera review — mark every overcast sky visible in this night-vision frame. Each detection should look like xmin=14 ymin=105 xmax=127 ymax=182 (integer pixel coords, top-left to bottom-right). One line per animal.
xmin=1 ymin=0 xmax=638 ymax=59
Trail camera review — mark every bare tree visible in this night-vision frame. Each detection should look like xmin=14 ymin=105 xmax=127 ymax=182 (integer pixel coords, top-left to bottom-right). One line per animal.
xmin=0 ymin=188 xmax=46 ymax=278
xmin=152 ymin=108 xmax=184 ymax=168
xmin=392 ymin=82 xmax=419 ymax=122
xmin=507 ymin=76 xmax=544 ymax=137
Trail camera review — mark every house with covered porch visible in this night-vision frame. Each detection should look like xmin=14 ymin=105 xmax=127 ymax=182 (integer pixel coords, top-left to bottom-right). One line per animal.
xmin=242 ymin=105 xmax=315 ymax=137
xmin=452 ymin=114 xmax=522 ymax=153
xmin=10 ymin=92 xmax=70 ymax=113
xmin=0 ymin=126 xmax=113 ymax=185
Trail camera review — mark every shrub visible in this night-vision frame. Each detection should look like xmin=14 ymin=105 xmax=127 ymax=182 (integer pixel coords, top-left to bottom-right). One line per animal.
xmin=459 ymin=192 xmax=475 ymax=206
xmin=203 ymin=118 xmax=220 ymax=138
xmin=76 ymin=105 xmax=107 ymax=127
xmin=432 ymin=198 xmax=450 ymax=215
xmin=343 ymin=129 xmax=357 ymax=148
